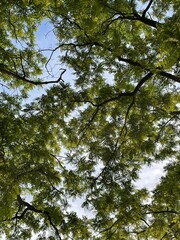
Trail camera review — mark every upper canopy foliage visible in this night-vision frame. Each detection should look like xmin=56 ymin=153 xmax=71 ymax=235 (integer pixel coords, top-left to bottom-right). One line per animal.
xmin=0 ymin=0 xmax=180 ymax=239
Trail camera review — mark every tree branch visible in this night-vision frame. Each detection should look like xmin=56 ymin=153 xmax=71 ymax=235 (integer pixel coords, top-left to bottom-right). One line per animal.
xmin=96 ymin=72 xmax=153 ymax=107
xmin=133 ymin=72 xmax=153 ymax=94
xmin=77 ymin=106 xmax=100 ymax=147
xmin=12 ymin=208 xmax=29 ymax=220
xmin=133 ymin=10 xmax=158 ymax=28
xmin=156 ymin=115 xmax=177 ymax=142
xmin=0 ymin=82 xmax=10 ymax=89
xmin=170 ymin=110 xmax=180 ymax=115
xmin=89 ymin=42 xmax=179 ymax=83
xmin=140 ymin=217 xmax=150 ymax=227
xmin=16 ymin=195 xmax=62 ymax=239
xmin=17 ymin=195 xmax=43 ymax=213
xmin=145 ymin=210 xmax=178 ymax=215
xmin=44 ymin=211 xmax=62 ymax=240
xmin=142 ymin=0 xmax=154 ymax=18
xmin=73 ymin=72 xmax=152 ymax=152
xmin=101 ymin=2 xmax=158 ymax=28
xmin=0 ymin=64 xmax=66 ymax=85
xmin=90 ymin=136 xmax=120 ymax=189
xmin=117 ymin=57 xmax=180 ymax=83
xmin=160 ymin=222 xmax=177 ymax=240
xmin=100 ymin=219 xmax=119 ymax=233
xmin=159 ymin=71 xmax=180 ymax=83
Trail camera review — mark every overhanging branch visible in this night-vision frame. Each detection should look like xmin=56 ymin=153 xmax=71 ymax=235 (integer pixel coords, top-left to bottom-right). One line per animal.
xmin=159 ymin=71 xmax=180 ymax=83
xmin=101 ymin=2 xmax=158 ymax=28
xmin=0 ymin=64 xmax=66 ymax=85
xmin=117 ymin=57 xmax=180 ymax=83
xmin=13 ymin=195 xmax=62 ymax=240
xmin=89 ymin=42 xmax=179 ymax=83
xmin=97 ymin=72 xmax=153 ymax=107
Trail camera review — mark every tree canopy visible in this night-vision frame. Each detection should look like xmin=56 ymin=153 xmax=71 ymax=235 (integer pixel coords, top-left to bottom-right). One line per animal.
xmin=0 ymin=0 xmax=180 ymax=239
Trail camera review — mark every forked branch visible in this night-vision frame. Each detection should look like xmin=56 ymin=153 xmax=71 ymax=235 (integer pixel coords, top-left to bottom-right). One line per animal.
xmin=0 ymin=63 xmax=66 ymax=85
xmin=11 ymin=195 xmax=62 ymax=240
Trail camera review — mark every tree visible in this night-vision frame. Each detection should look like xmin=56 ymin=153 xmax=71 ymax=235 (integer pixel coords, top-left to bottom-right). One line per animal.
xmin=0 ymin=0 xmax=180 ymax=239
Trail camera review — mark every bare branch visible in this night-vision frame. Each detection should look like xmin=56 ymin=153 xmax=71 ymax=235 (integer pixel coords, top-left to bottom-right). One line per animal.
xmin=0 ymin=64 xmax=66 ymax=85
xmin=142 ymin=0 xmax=154 ymax=17
xmin=0 ymin=82 xmax=10 ymax=89
xmin=140 ymin=217 xmax=150 ymax=227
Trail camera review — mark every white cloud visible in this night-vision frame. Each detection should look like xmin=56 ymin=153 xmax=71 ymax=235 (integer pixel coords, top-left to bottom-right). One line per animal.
xmin=134 ymin=161 xmax=169 ymax=191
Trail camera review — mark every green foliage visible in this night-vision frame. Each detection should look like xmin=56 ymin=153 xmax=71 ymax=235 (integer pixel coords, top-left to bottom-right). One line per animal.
xmin=0 ymin=0 xmax=180 ymax=239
